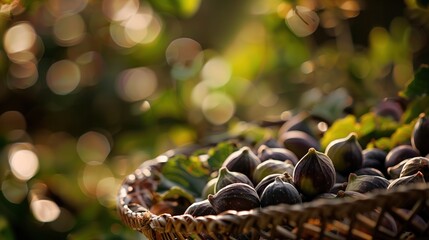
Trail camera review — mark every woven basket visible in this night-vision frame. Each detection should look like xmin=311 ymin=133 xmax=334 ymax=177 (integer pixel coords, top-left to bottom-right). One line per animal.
xmin=117 ymin=149 xmax=429 ymax=240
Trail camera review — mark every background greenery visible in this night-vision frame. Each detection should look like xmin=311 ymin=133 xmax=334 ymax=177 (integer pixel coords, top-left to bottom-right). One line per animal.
xmin=0 ymin=0 xmax=429 ymax=239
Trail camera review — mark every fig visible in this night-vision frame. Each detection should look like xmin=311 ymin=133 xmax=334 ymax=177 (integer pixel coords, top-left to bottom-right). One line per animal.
xmin=293 ymin=148 xmax=336 ymax=198
xmin=257 ymin=144 xmax=299 ymax=165
xmin=252 ymin=159 xmax=294 ymax=184
xmin=314 ymin=193 xmax=337 ymax=199
xmin=411 ymin=113 xmax=429 ymax=156
xmin=362 ymin=148 xmax=387 ymax=173
xmin=279 ymin=130 xmax=321 ymax=159
xmin=254 ymin=172 xmax=293 ymax=197
xmin=387 ymin=171 xmax=426 ymax=190
xmin=374 ymin=98 xmax=404 ymax=121
xmin=278 ymin=111 xmax=319 ymax=139
xmin=184 ymin=199 xmax=216 ymax=217
xmin=325 ymin=132 xmax=363 ymax=175
xmin=335 ymin=190 xmax=366 ymax=199
xmin=215 ymin=167 xmax=253 ymax=193
xmin=221 ymin=146 xmax=261 ymax=181
xmin=354 ymin=167 xmax=385 ymax=178
xmin=387 ymin=159 xmax=408 ymax=179
xmin=399 ymin=157 xmax=429 ymax=181
xmin=201 ymin=178 xmax=217 ymax=199
xmin=260 ymin=177 xmax=302 ymax=207
xmin=208 ymin=183 xmax=260 ymax=213
xmin=385 ymin=145 xmax=420 ymax=169
xmin=345 ymin=173 xmax=389 ymax=193
xmin=329 ymin=182 xmax=347 ymax=194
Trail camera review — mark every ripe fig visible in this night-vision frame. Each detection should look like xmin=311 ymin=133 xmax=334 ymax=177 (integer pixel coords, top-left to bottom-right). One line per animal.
xmin=293 ymin=148 xmax=336 ymax=198
xmin=387 ymin=171 xmax=425 ymax=190
xmin=221 ymin=146 xmax=261 ymax=181
xmin=208 ymin=183 xmax=260 ymax=213
xmin=411 ymin=113 xmax=429 ymax=156
xmin=254 ymin=172 xmax=293 ymax=197
xmin=387 ymin=159 xmax=408 ymax=179
xmin=260 ymin=177 xmax=302 ymax=207
xmin=399 ymin=156 xmax=429 ymax=181
xmin=374 ymin=98 xmax=404 ymax=121
xmin=345 ymin=173 xmax=389 ymax=193
xmin=252 ymin=159 xmax=294 ymax=184
xmin=385 ymin=145 xmax=420 ymax=169
xmin=215 ymin=167 xmax=253 ymax=193
xmin=354 ymin=167 xmax=385 ymax=178
xmin=257 ymin=145 xmax=299 ymax=165
xmin=362 ymin=148 xmax=387 ymax=174
xmin=184 ymin=199 xmax=216 ymax=217
xmin=279 ymin=130 xmax=321 ymax=159
xmin=329 ymin=182 xmax=348 ymax=194
xmin=325 ymin=132 xmax=363 ymax=176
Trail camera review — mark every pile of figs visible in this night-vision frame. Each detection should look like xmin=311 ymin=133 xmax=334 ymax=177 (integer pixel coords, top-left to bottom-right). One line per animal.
xmin=180 ymin=112 xmax=429 ymax=236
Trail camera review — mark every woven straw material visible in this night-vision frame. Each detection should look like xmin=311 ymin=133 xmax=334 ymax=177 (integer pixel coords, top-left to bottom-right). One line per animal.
xmin=117 ymin=154 xmax=429 ymax=240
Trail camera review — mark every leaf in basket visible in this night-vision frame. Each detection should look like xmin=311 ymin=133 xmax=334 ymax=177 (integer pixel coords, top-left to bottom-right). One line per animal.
xmin=150 ymin=186 xmax=195 ymax=215
xmin=207 ymin=141 xmax=236 ymax=170
xmin=161 ymin=154 xmax=210 ymax=196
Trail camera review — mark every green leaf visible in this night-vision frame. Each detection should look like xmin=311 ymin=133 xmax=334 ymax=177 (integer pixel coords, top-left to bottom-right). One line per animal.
xmin=390 ymin=119 xmax=416 ymax=147
xmin=207 ymin=142 xmax=236 ymax=170
xmin=161 ymin=155 xmax=209 ymax=196
xmin=401 ymin=65 xmax=429 ymax=98
xmin=310 ymin=88 xmax=350 ymax=124
xmin=402 ymin=96 xmax=429 ymax=123
xmin=160 ymin=186 xmax=195 ymax=204
xmin=320 ymin=115 xmax=358 ymax=150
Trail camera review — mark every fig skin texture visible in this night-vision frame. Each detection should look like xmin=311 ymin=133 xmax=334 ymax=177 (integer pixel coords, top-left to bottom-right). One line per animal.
xmin=293 ymin=148 xmax=336 ymax=199
xmin=399 ymin=157 xmax=429 ymax=181
xmin=279 ymin=130 xmax=321 ymax=159
xmin=252 ymin=159 xmax=294 ymax=184
xmin=215 ymin=167 xmax=253 ymax=193
xmin=412 ymin=113 xmax=429 ymax=156
xmin=362 ymin=148 xmax=387 ymax=174
xmin=257 ymin=144 xmax=299 ymax=165
xmin=387 ymin=171 xmax=426 ymax=190
xmin=345 ymin=173 xmax=389 ymax=193
xmin=221 ymin=146 xmax=261 ymax=182
xmin=385 ymin=145 xmax=420 ymax=169
xmin=208 ymin=182 xmax=260 ymax=214
xmin=325 ymin=132 xmax=363 ymax=176
xmin=260 ymin=177 xmax=302 ymax=207
xmin=184 ymin=199 xmax=216 ymax=217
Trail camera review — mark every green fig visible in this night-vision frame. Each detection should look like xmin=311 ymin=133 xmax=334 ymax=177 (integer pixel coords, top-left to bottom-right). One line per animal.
xmin=345 ymin=173 xmax=389 ymax=193
xmin=201 ymin=178 xmax=217 ymax=199
xmin=252 ymin=159 xmax=294 ymax=184
xmin=325 ymin=132 xmax=363 ymax=175
xmin=293 ymin=148 xmax=336 ymax=198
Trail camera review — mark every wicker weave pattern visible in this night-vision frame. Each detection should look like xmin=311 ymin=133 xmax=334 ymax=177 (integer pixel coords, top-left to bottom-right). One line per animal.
xmin=117 ymin=156 xmax=429 ymax=240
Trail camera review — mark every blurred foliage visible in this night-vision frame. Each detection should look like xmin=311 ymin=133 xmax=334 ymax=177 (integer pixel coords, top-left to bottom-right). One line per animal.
xmin=0 ymin=0 xmax=429 ymax=239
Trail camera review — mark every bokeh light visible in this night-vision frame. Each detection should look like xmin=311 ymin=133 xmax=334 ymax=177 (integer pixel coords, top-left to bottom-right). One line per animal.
xmin=79 ymin=164 xmax=114 ymax=197
xmin=286 ymin=6 xmax=320 ymax=37
xmin=76 ymin=131 xmax=111 ymax=165
xmin=30 ymin=199 xmax=61 ymax=223
xmin=3 ymin=22 xmax=37 ymax=63
xmin=1 ymin=179 xmax=28 ymax=204
xmin=96 ymin=177 xmax=121 ymax=207
xmin=102 ymin=0 xmax=139 ymax=22
xmin=7 ymin=61 xmax=38 ymax=89
xmin=202 ymin=92 xmax=235 ymax=125
xmin=47 ymin=0 xmax=88 ymax=17
xmin=201 ymin=57 xmax=232 ymax=88
xmin=165 ymin=38 xmax=202 ymax=67
xmin=46 ymin=60 xmax=81 ymax=95
xmin=116 ymin=67 xmax=158 ymax=102
xmin=53 ymin=13 xmax=86 ymax=46
xmin=8 ymin=143 xmax=39 ymax=181
xmin=0 ymin=111 xmax=26 ymax=134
